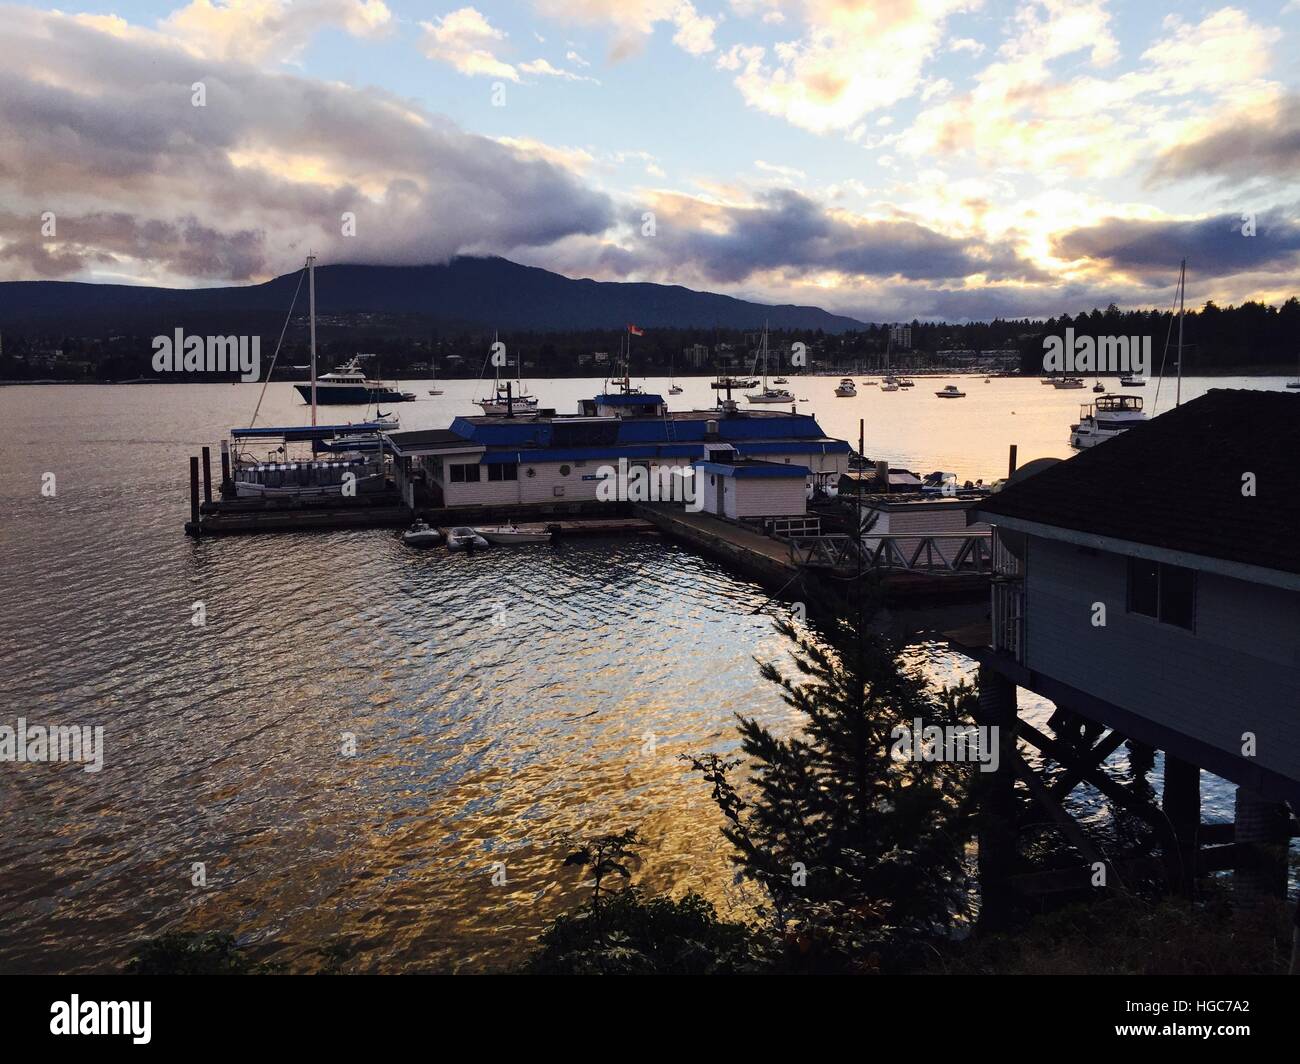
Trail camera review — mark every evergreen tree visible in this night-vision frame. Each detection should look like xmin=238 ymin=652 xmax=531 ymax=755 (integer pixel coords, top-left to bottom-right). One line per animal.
xmin=688 ymin=596 xmax=979 ymax=971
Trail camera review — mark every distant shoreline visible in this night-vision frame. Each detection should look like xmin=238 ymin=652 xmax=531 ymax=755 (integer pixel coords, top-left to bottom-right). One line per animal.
xmin=3 ymin=366 xmax=1298 ymax=386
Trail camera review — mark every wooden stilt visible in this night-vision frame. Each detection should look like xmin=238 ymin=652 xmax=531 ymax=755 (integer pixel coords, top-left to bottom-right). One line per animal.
xmin=1233 ymin=785 xmax=1289 ymax=900
xmin=187 ymin=456 xmax=200 ymax=537
xmin=1162 ymin=754 xmax=1200 ymax=896
xmin=201 ymin=446 xmax=212 ymax=503
xmin=976 ymin=666 xmax=1018 ymax=928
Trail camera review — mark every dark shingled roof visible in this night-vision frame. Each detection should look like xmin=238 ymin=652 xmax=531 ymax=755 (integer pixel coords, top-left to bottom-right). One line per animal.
xmin=973 ymin=389 xmax=1300 ymax=576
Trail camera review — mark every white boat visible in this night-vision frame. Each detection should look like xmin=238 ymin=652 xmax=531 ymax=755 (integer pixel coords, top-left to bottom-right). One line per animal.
xmin=427 ymin=355 xmax=444 ymax=396
xmin=1053 ymin=376 xmax=1085 ymax=389
xmin=834 ymin=377 xmax=857 ymax=397
xmin=476 ymin=332 xmax=539 ymax=414
xmin=1069 ymin=394 xmax=1146 ymax=449
xmin=298 ymin=355 xmax=415 ymax=405
xmin=668 ymin=353 xmax=684 ymax=394
xmin=669 ymin=384 xmax=684 ymax=394
xmin=744 ymin=325 xmax=795 ymax=403
xmin=773 ymin=376 xmax=789 ymax=384
xmin=898 ymin=378 xmax=915 ymax=388
xmin=474 ymin=524 xmax=553 ymax=545
xmin=935 ymin=384 xmax=966 ymax=398
xmin=402 ymin=520 xmax=444 ymax=547
xmin=1119 ymin=374 xmax=1145 ymax=387
xmin=880 ymin=382 xmax=900 ymax=392
xmin=447 ymin=526 xmax=489 ymax=551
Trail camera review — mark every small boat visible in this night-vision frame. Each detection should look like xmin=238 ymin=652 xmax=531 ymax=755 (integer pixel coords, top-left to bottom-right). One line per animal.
xmin=1053 ymin=376 xmax=1086 ymax=389
xmin=1069 ymin=394 xmax=1146 ymax=449
xmin=834 ymin=378 xmax=857 ymax=397
xmin=1092 ymin=381 xmax=1105 ymax=392
xmin=427 ymin=356 xmax=444 ymax=396
xmin=1118 ymin=374 xmax=1146 ymax=387
xmin=746 ymin=388 xmax=796 ymax=403
xmin=898 ymin=378 xmax=915 ymax=388
xmin=402 ymin=520 xmax=444 ymax=547
xmin=447 ymin=526 xmax=489 ymax=551
xmin=711 ymin=377 xmax=758 ymax=390
xmin=861 ymin=379 xmax=878 ymax=386
xmin=669 ymin=384 xmax=684 ymax=394
xmin=772 ymin=376 xmax=789 ymax=384
xmin=427 ymin=389 xmax=443 ymax=396
xmin=475 ymin=524 xmax=553 ymax=545
xmin=935 ymin=384 xmax=966 ymax=398
xmin=298 ymin=355 xmax=415 ymax=405
xmin=983 ymin=378 xmax=991 ymax=383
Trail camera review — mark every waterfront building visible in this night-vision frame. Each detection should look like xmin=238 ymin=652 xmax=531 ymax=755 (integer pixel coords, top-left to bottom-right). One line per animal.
xmin=385 ymin=392 xmax=851 ymax=510
xmin=963 ymin=389 xmax=1300 ymax=901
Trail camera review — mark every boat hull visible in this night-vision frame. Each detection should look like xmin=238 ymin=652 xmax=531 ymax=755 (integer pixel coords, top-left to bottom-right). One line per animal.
xmin=295 ymin=384 xmax=414 ymax=404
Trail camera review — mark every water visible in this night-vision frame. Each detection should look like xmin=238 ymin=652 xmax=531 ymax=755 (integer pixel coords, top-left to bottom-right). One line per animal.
xmin=0 ymin=375 xmax=1282 ymax=973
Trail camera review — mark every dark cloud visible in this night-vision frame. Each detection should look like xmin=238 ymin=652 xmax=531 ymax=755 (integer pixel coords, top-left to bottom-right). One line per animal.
xmin=1052 ymin=209 xmax=1300 ymax=282
xmin=608 ymin=188 xmax=1045 ymax=285
xmin=1150 ymin=95 xmax=1300 ymax=185
xmin=0 ymin=9 xmax=614 ymax=282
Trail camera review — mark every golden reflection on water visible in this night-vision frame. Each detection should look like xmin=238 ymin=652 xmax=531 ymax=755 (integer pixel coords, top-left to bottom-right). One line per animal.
xmin=0 ymin=378 xmax=1262 ymax=972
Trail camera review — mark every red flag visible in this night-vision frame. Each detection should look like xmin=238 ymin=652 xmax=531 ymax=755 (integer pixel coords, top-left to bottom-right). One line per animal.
xmin=626 ymin=323 xmax=644 ymax=336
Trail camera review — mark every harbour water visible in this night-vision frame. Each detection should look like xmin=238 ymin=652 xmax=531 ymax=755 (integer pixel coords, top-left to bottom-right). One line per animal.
xmin=0 ymin=374 xmax=1281 ymax=972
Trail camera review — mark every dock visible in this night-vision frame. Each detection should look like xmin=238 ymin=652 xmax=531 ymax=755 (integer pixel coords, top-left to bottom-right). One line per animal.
xmin=635 ymin=503 xmax=991 ymax=602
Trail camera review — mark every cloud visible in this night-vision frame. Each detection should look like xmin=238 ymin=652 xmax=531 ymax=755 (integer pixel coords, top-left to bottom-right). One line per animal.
xmin=1150 ymin=94 xmax=1300 ymax=186
xmin=900 ymin=4 xmax=1281 ymax=181
xmin=518 ymin=58 xmax=600 ymax=83
xmin=532 ymin=0 xmax=718 ymax=58
xmin=719 ymin=0 xmax=977 ymax=134
xmin=420 ymin=6 xmax=519 ymax=80
xmin=160 ymin=0 xmax=392 ymax=63
xmin=0 ymin=7 xmax=614 ymax=283
xmin=596 ymin=187 xmax=1042 ymax=287
xmin=1052 ymin=208 xmax=1300 ymax=282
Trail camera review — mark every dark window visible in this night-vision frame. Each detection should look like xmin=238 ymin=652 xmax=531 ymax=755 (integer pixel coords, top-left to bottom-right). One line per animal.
xmin=1127 ymin=557 xmax=1196 ymax=630
xmin=1127 ymin=557 xmax=1159 ymax=618
xmin=450 ymin=463 xmax=481 ymax=483
xmin=487 ymin=463 xmax=517 ymax=482
xmin=1160 ymin=564 xmax=1196 ymax=630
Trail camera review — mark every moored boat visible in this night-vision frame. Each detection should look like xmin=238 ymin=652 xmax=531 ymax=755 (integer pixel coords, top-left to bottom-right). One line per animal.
xmin=474 ymin=524 xmax=554 ymax=545
xmin=447 ymin=526 xmax=489 ymax=551
xmin=834 ymin=377 xmax=857 ymax=397
xmin=935 ymin=384 xmax=966 ymax=398
xmin=402 ymin=520 xmax=444 ymax=547
xmin=1069 ymin=394 xmax=1146 ymax=449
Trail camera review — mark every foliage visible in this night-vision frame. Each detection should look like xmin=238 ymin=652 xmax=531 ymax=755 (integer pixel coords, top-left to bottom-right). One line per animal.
xmin=562 ymin=828 xmax=643 ymax=904
xmin=125 ymin=932 xmax=285 ymax=975
xmin=930 ymin=889 xmax=1297 ymax=975
xmin=523 ymin=888 xmax=764 ymax=974
xmin=687 ymin=609 xmax=980 ymax=972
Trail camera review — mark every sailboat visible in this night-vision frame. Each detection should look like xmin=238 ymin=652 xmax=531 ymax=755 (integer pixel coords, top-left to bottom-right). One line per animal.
xmin=427 ymin=350 xmax=443 ymax=396
xmin=744 ymin=324 xmax=795 ymax=403
xmin=668 ymin=350 xmax=683 ymax=394
xmin=475 ymin=332 xmax=539 ymax=415
xmin=1287 ymin=348 xmax=1300 ymax=389
xmin=231 ymin=254 xmax=390 ymax=498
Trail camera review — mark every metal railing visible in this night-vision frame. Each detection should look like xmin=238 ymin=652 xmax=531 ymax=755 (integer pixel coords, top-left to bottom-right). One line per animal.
xmin=786 ymin=531 xmax=993 ymax=572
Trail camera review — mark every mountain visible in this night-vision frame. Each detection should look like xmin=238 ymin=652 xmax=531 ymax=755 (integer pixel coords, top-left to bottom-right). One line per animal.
xmin=0 ymin=257 xmax=864 ymax=334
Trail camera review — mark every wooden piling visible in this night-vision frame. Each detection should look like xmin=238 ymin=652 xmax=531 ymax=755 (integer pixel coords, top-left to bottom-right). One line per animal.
xmin=219 ymin=439 xmax=232 ymax=497
xmin=1007 ymin=444 xmax=1018 ymax=479
xmin=201 ymin=446 xmax=213 ymax=503
xmin=188 ymin=456 xmax=200 ymax=536
xmin=1162 ymin=754 xmax=1200 ymax=895
xmin=976 ymin=665 xmax=1019 ymax=928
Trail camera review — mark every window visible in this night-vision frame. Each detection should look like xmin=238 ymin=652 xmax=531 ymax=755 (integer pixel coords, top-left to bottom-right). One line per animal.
xmin=559 ymin=464 xmax=571 ymax=477
xmin=487 ymin=463 xmax=517 ymax=482
xmin=1127 ymin=557 xmax=1196 ymax=630
xmin=449 ymin=463 xmax=481 ymax=484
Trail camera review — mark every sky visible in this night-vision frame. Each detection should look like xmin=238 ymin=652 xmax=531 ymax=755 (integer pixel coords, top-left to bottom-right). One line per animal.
xmin=1 ymin=0 xmax=1297 ymax=321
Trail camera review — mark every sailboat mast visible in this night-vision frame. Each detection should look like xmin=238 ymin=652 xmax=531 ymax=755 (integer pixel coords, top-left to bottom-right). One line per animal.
xmin=1176 ymin=258 xmax=1185 ymax=408
xmin=308 ymin=253 xmax=317 ymax=426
